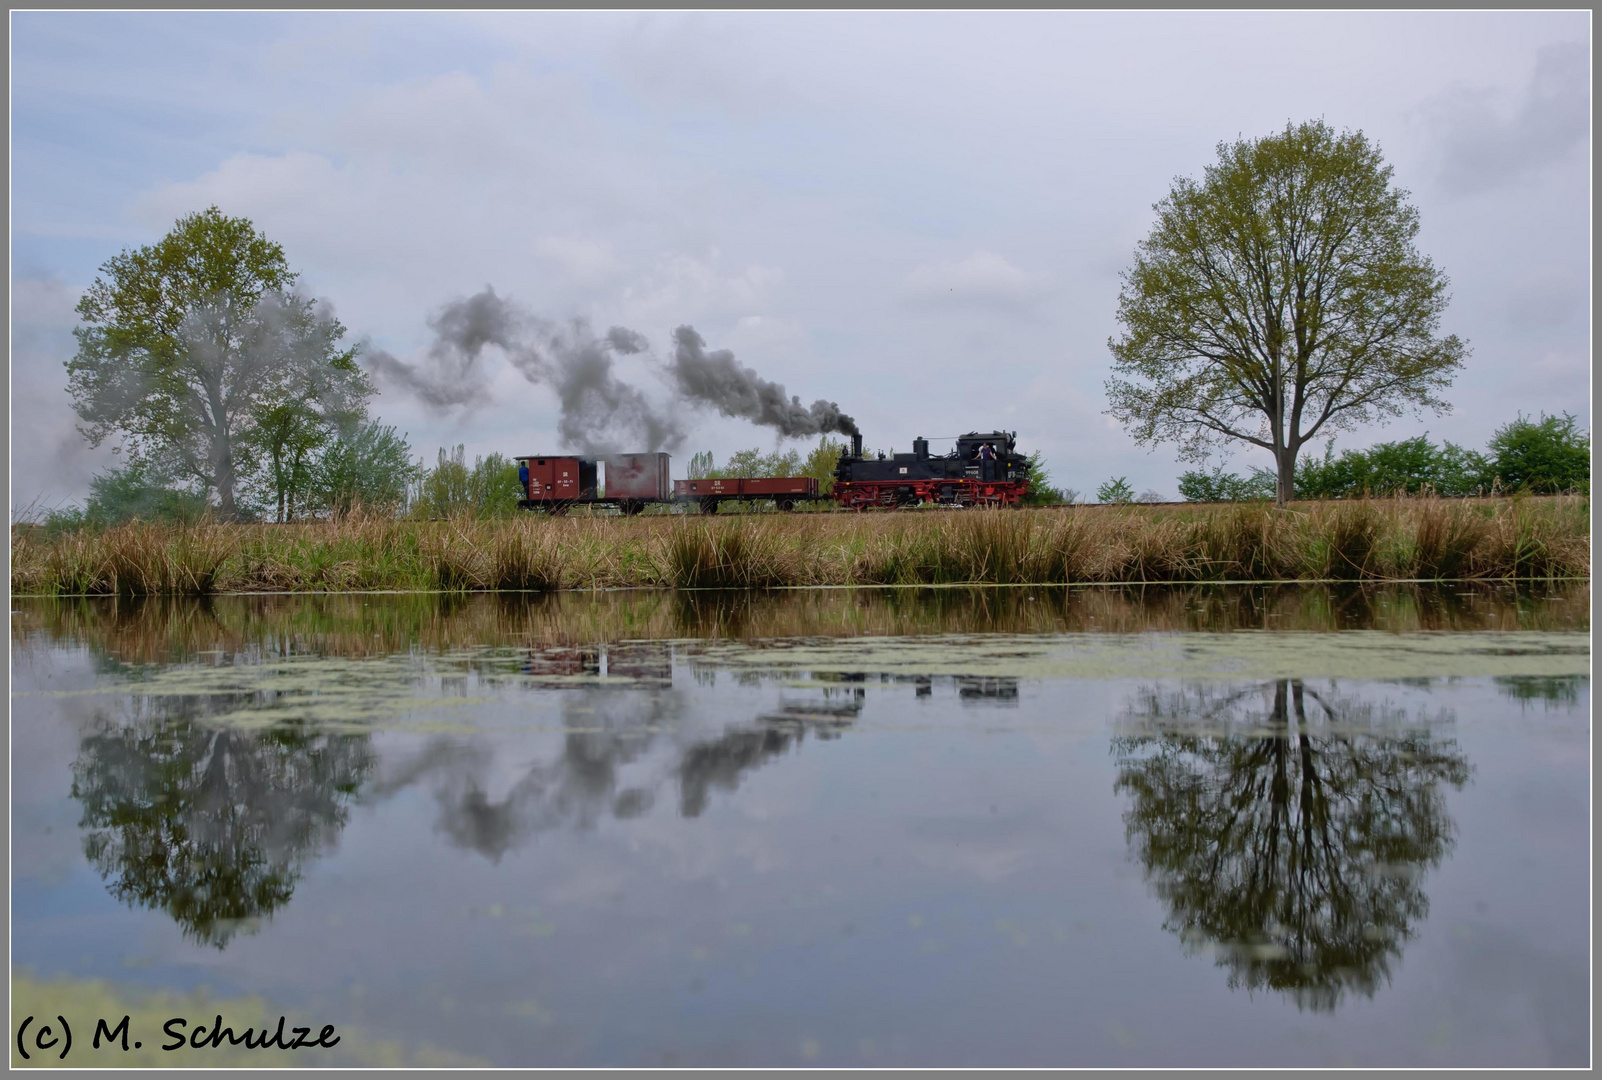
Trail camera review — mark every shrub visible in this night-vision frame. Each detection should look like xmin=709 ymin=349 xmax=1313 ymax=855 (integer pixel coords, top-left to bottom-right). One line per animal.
xmin=1486 ymin=413 xmax=1590 ymax=493
xmin=314 ymin=422 xmax=419 ymax=517
xmin=416 ymin=444 xmax=522 ymax=519
xmin=1177 ymin=466 xmax=1273 ymax=502
xmin=1021 ymin=452 xmax=1073 ymax=505
xmin=1293 ymin=436 xmax=1492 ymax=498
xmin=84 ymin=465 xmax=211 ymax=526
xmin=686 ymin=450 xmax=716 ymax=479
xmin=803 ymin=436 xmax=847 ymax=495
xmin=469 ymin=452 xmax=524 ymax=518
xmin=1097 ymin=477 xmax=1135 ymax=504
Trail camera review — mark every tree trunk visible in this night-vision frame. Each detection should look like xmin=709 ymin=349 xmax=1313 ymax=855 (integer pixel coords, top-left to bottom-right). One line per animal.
xmin=215 ymin=435 xmax=237 ymax=521
xmin=205 ymin=375 xmax=236 ymax=521
xmin=1275 ymin=446 xmax=1297 ymax=509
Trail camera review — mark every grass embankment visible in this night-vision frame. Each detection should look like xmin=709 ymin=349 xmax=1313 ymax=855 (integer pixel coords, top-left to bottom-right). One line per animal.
xmin=10 ymin=497 xmax=1588 ymax=597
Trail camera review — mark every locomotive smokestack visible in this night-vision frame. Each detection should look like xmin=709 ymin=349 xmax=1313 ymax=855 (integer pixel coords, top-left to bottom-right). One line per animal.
xmin=852 ymin=433 xmax=862 ymax=460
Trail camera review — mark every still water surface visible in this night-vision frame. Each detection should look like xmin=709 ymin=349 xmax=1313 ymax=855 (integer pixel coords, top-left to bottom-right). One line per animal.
xmin=10 ymin=585 xmax=1590 ymax=1066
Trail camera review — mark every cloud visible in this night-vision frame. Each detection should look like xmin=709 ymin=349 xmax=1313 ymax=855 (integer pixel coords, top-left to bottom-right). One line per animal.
xmin=615 ymin=14 xmax=792 ymax=119
xmin=1505 ymin=276 xmax=1588 ymax=332
xmin=9 ymin=278 xmax=114 ymax=511
xmin=618 ymin=251 xmax=785 ymax=328
xmin=901 ymin=250 xmax=1049 ymax=309
xmin=534 ymin=236 xmax=620 ymax=285
xmin=11 ymin=13 xmax=1593 ymax=504
xmin=1422 ymin=41 xmax=1589 ymax=196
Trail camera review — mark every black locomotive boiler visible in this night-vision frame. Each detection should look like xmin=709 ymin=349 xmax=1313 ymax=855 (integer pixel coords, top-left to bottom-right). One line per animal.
xmin=831 ymin=431 xmax=1031 ymax=508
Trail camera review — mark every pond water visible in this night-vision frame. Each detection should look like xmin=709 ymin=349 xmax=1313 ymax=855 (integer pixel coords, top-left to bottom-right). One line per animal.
xmin=10 ymin=585 xmax=1591 ymax=1067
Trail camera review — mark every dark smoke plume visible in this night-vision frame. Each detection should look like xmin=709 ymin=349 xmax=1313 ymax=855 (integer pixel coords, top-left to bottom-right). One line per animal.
xmin=527 ymin=320 xmax=687 ymax=455
xmin=668 ymin=326 xmax=858 ymax=438
xmin=368 ymin=288 xmax=855 ymax=452
xmin=364 ymin=288 xmax=520 ymax=409
xmin=366 ymin=288 xmax=684 ymax=454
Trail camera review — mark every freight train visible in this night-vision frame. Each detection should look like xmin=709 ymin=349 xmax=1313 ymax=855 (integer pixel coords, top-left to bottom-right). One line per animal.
xmin=516 ymin=452 xmax=820 ymax=514
xmin=515 ymin=430 xmax=1030 ymax=514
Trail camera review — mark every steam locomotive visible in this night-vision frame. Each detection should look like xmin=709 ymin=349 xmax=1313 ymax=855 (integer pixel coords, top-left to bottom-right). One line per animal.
xmin=831 ymin=431 xmax=1031 ymax=508
xmin=514 ymin=429 xmax=1031 ymax=514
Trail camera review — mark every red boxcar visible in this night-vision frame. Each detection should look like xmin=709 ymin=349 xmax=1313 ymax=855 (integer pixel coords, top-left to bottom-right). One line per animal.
xmin=603 ymin=453 xmax=671 ymax=501
xmin=517 ymin=456 xmax=597 ymax=501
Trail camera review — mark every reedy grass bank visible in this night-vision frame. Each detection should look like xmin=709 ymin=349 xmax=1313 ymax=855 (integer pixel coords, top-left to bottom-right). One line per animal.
xmin=10 ymin=497 xmax=1589 ymax=597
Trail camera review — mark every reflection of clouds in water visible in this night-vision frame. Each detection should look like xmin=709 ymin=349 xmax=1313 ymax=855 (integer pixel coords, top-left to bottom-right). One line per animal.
xmin=1429 ymin=923 xmax=1589 ymax=1067
xmin=1113 ymin=679 xmax=1470 ymax=1012
xmin=905 ymin=815 xmax=1037 ymax=883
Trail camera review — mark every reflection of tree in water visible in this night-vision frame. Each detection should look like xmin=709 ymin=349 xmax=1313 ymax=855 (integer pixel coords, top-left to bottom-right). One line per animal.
xmin=1113 ymin=679 xmax=1470 ymax=1011
xmin=1494 ymin=674 xmax=1585 ymax=709
xmin=71 ymin=696 xmax=375 ymax=948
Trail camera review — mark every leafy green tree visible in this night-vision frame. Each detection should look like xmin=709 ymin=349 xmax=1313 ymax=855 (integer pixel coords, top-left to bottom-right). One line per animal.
xmin=468 ymin=452 xmax=525 ymax=518
xmin=1097 ymin=476 xmax=1135 ymax=504
xmin=686 ymin=450 xmax=717 ymax=479
xmin=1020 ymin=451 xmax=1073 ymax=505
xmin=1494 ymin=674 xmax=1584 ymax=709
xmin=1114 ymin=679 xmax=1469 ymax=1011
xmin=67 ymin=206 xmax=369 ymax=519
xmin=1430 ymin=441 xmax=1494 ymax=496
xmin=1293 ymin=436 xmax=1492 ymax=499
xmin=1107 ymin=121 xmax=1468 ymax=507
xmin=1485 ymin=412 xmax=1589 ymax=493
xmin=1361 ymin=436 xmax=1453 ymax=494
xmin=717 ymin=447 xmax=804 ymax=478
xmin=237 ymin=297 xmax=373 ymax=522
xmin=802 ymin=436 xmax=846 ymax=495
xmin=311 ymin=422 xmax=420 ymax=517
xmin=1177 ymin=465 xmax=1275 ymax=502
xmin=417 ymin=445 xmax=473 ymax=519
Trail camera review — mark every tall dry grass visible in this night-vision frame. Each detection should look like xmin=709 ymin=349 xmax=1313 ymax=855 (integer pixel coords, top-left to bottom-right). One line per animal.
xmin=10 ymin=497 xmax=1588 ymax=596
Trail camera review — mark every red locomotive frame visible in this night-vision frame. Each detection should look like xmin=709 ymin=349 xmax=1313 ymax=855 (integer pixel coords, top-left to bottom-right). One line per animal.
xmin=830 ymin=477 xmax=1029 ymax=509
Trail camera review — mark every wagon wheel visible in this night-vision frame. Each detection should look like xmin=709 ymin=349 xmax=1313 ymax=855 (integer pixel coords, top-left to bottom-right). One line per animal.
xmin=699 ymin=497 xmax=719 ymax=515
xmin=777 ymin=498 xmax=795 ymax=513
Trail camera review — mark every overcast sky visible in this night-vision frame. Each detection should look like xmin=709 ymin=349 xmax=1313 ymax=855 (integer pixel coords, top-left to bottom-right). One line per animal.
xmin=10 ymin=11 xmax=1591 ymax=510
